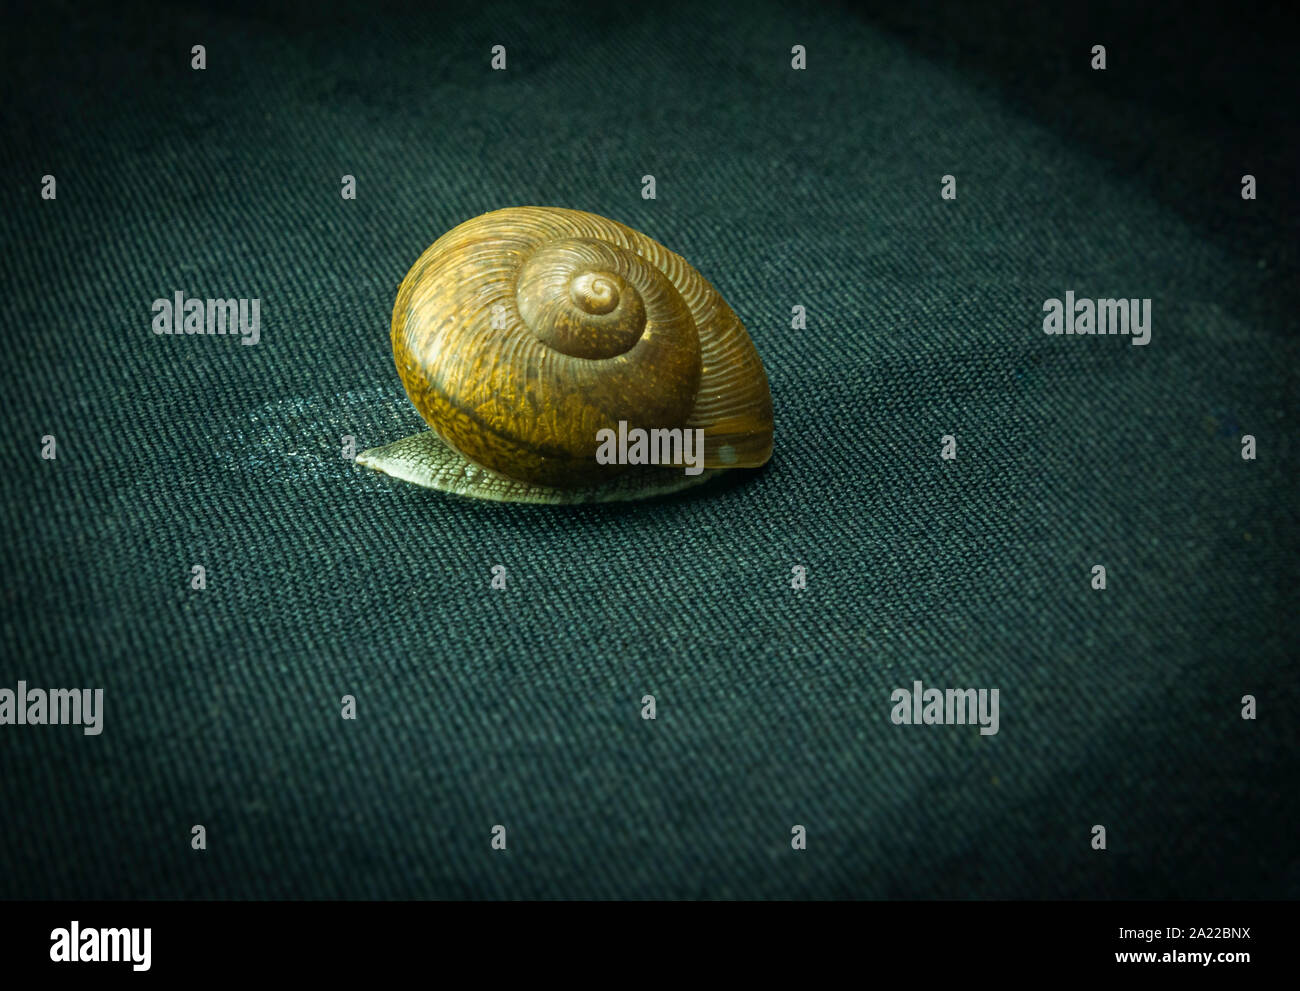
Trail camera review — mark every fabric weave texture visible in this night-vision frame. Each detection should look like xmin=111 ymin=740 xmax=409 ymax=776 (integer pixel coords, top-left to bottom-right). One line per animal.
xmin=0 ymin=0 xmax=1296 ymax=899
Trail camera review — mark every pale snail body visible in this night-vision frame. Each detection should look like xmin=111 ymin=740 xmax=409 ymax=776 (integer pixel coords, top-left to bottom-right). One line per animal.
xmin=357 ymin=206 xmax=774 ymax=503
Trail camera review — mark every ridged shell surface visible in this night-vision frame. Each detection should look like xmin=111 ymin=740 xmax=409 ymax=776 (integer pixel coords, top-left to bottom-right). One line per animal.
xmin=391 ymin=206 xmax=773 ymax=488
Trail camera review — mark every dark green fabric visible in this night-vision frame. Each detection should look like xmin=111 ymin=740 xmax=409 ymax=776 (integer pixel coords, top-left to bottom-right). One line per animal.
xmin=1 ymin=0 xmax=1295 ymax=899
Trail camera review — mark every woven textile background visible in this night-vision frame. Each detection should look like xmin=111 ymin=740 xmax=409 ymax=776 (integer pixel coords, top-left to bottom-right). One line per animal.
xmin=1 ymin=0 xmax=1296 ymax=899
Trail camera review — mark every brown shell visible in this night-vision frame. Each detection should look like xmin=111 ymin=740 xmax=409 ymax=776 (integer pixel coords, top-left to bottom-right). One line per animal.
xmin=390 ymin=206 xmax=773 ymax=489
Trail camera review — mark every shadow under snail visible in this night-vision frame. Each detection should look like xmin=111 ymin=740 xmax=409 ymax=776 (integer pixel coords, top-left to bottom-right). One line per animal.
xmin=357 ymin=206 xmax=774 ymax=503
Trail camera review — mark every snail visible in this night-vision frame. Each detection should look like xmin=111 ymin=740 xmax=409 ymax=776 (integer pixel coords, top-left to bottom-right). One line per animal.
xmin=357 ymin=206 xmax=773 ymax=503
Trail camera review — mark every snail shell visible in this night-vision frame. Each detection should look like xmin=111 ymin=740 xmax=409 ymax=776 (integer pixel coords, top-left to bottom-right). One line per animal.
xmin=357 ymin=206 xmax=773 ymax=503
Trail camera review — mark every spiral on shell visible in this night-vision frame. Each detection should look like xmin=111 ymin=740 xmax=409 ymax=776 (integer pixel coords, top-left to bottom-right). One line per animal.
xmin=390 ymin=206 xmax=773 ymax=490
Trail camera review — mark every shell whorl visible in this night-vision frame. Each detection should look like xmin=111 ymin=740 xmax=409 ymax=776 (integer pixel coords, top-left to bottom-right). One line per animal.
xmin=391 ymin=206 xmax=773 ymax=489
